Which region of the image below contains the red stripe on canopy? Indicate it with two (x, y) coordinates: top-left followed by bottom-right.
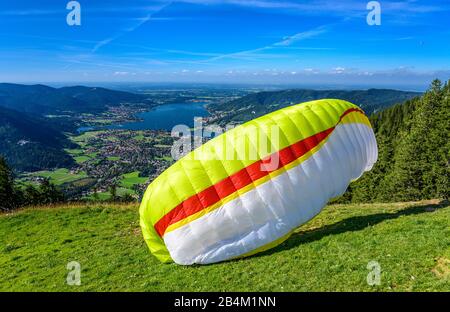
(154, 108), (363, 237)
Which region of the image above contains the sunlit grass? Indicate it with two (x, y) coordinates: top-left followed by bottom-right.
(1, 200), (448, 291)
(119, 171), (148, 189)
(28, 168), (88, 186)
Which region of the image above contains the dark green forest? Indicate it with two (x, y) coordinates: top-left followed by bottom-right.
(0, 106), (76, 172)
(0, 157), (64, 211)
(345, 80), (450, 203)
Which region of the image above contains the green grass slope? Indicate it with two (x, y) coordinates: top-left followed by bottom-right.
(0, 201), (448, 292)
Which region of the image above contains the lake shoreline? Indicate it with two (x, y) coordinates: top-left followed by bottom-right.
(77, 101), (210, 133)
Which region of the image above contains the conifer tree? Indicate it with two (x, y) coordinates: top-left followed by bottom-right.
(347, 79), (449, 203)
(0, 156), (16, 211)
(386, 81), (441, 201)
(432, 81), (450, 199)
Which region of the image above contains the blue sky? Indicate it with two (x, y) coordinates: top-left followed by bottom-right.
(1, 0), (449, 89)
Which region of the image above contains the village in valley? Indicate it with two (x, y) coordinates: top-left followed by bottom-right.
(19, 129), (175, 201)
(17, 87), (251, 201)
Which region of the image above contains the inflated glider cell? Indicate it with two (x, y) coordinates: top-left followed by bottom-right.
(140, 99), (378, 265)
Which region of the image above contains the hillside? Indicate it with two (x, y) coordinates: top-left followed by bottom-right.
(58, 86), (150, 111)
(347, 80), (450, 203)
(0, 83), (157, 172)
(208, 88), (421, 124)
(0, 201), (448, 291)
(0, 106), (75, 172)
(0, 83), (151, 115)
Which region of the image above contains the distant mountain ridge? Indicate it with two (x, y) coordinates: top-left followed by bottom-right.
(0, 83), (151, 115)
(208, 88), (421, 124)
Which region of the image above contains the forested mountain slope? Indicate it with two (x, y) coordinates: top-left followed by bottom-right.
(208, 88), (421, 124)
(57, 86), (150, 111)
(0, 83), (151, 115)
(346, 80), (450, 202)
(0, 106), (75, 172)
(0, 83), (156, 172)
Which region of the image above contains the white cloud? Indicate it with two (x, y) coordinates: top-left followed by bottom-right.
(203, 24), (329, 63)
(332, 67), (346, 74)
(274, 26), (328, 46)
(196, 0), (445, 13)
(92, 2), (172, 53)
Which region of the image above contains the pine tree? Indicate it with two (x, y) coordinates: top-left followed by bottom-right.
(348, 79), (449, 203)
(351, 133), (394, 202)
(0, 156), (16, 211)
(386, 82), (439, 201)
(419, 80), (443, 198)
(431, 80), (450, 199)
(110, 184), (117, 202)
(23, 184), (41, 206)
(38, 178), (64, 204)
(92, 186), (99, 201)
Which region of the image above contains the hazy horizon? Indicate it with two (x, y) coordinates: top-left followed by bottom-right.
(1, 0), (449, 89)
(0, 80), (430, 93)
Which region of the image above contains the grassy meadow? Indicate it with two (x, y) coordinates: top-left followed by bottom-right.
(0, 200), (448, 291)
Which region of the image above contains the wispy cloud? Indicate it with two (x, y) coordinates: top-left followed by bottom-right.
(180, 0), (449, 15)
(0, 4), (170, 16)
(91, 2), (173, 53)
(0, 9), (62, 16)
(92, 35), (122, 53)
(274, 26), (328, 46)
(2, 0), (446, 18)
(202, 24), (330, 63)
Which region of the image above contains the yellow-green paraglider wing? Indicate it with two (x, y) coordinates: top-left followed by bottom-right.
(139, 99), (377, 265)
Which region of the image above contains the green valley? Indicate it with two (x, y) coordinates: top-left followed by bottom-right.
(19, 129), (175, 201)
